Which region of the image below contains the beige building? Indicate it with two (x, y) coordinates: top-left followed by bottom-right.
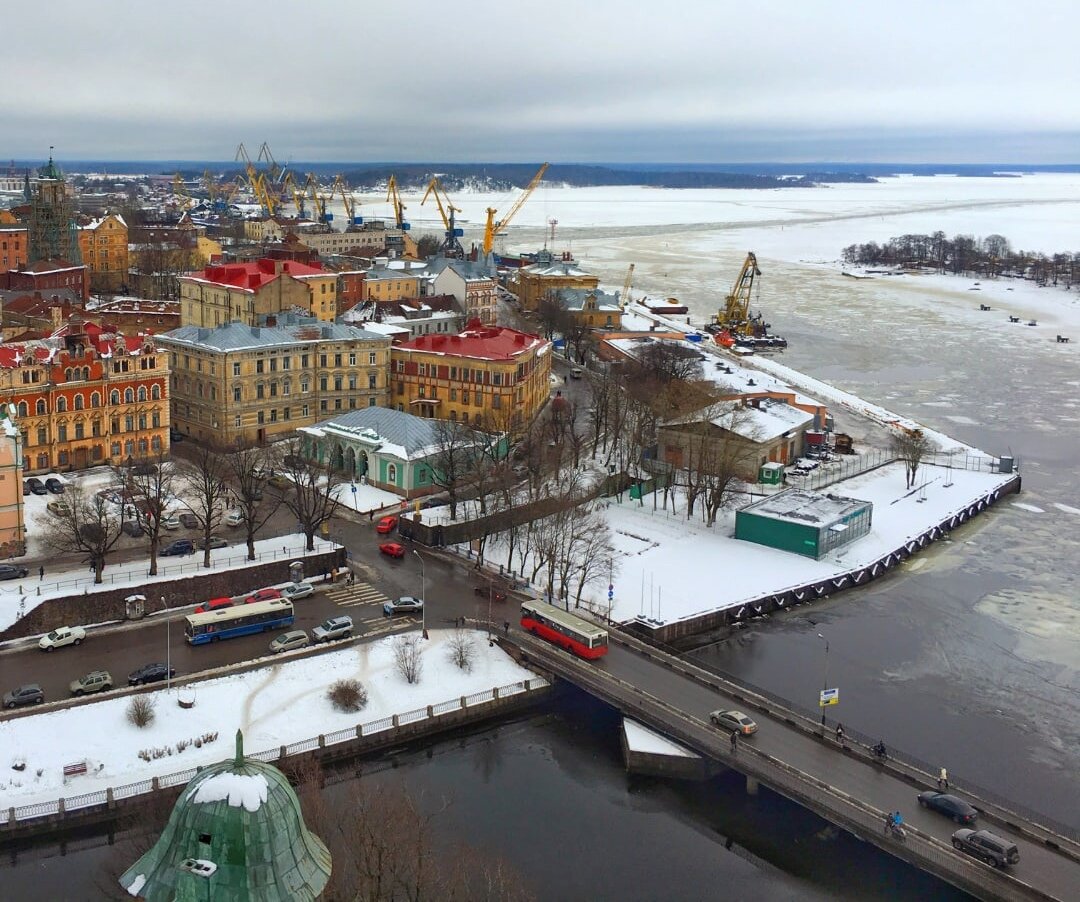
(160, 314), (392, 445)
(76, 213), (129, 292)
(512, 252), (599, 312)
(432, 260), (498, 324)
(0, 407), (25, 558)
(178, 259), (338, 328)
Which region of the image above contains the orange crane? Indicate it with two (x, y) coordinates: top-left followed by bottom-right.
(420, 177), (464, 258)
(481, 163), (549, 258)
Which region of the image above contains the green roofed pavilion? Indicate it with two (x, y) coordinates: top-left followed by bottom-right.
(119, 731), (331, 901)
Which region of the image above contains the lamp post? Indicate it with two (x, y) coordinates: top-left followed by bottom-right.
(413, 550), (427, 639)
(162, 596), (172, 690)
(817, 632), (829, 726)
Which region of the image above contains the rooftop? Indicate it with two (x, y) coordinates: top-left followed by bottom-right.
(185, 259), (326, 293)
(398, 321), (546, 361)
(160, 315), (385, 352)
(301, 406), (445, 459)
(741, 488), (871, 527)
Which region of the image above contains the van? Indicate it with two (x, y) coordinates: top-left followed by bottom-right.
(951, 829), (1020, 868)
(570, 367), (583, 379)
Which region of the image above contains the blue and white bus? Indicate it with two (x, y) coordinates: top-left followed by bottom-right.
(185, 598), (295, 645)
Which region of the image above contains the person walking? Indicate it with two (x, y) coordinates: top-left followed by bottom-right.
(938, 767), (948, 791)
(38, 565), (44, 580)
(503, 620), (510, 635)
(730, 730), (738, 753)
(835, 723), (845, 745)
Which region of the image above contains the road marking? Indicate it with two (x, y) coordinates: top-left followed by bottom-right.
(325, 581), (390, 608)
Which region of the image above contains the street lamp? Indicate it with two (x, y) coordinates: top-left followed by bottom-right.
(413, 550), (427, 640)
(817, 632), (829, 726)
(162, 596), (172, 690)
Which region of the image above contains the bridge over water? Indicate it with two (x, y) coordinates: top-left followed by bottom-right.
(514, 629), (1078, 902)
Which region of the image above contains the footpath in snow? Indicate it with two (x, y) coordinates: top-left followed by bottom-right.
(0, 629), (537, 810)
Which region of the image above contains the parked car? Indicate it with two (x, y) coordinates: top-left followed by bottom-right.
(169, 427), (184, 443)
(0, 564), (29, 580)
(917, 792), (978, 825)
(22, 480), (31, 496)
(129, 463), (158, 476)
(709, 710), (758, 735)
(474, 584), (508, 603)
(570, 367), (583, 379)
(127, 662), (176, 686)
(3, 684), (44, 708)
(179, 512), (199, 529)
(25, 477), (47, 495)
(70, 670), (113, 696)
(197, 535), (228, 550)
(38, 625), (86, 651)
(269, 630), (309, 654)
(379, 542), (406, 559)
(243, 587), (282, 604)
(224, 510), (245, 528)
(161, 514), (182, 531)
(267, 474), (291, 489)
(194, 597), (234, 614)
(375, 515), (398, 535)
(121, 520), (145, 538)
(281, 582), (314, 601)
(44, 477), (65, 494)
(383, 595), (424, 616)
(951, 829), (1020, 868)
(161, 539), (195, 556)
(312, 616), (353, 643)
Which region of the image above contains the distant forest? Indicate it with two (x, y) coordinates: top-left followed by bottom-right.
(843, 232), (1079, 285)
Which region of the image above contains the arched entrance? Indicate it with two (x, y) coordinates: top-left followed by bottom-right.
(358, 450), (369, 476)
(344, 447), (357, 477)
(332, 443), (345, 472)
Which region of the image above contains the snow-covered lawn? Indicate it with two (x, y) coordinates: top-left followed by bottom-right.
(0, 629), (538, 809)
(328, 479), (401, 515)
(0, 535), (341, 635)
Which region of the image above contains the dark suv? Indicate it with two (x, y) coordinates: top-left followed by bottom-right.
(4, 684), (44, 708)
(161, 538), (195, 556)
(951, 829), (1020, 868)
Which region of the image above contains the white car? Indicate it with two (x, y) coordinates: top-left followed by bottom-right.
(282, 581), (314, 601)
(224, 510), (245, 528)
(161, 514), (182, 530)
(39, 625), (87, 652)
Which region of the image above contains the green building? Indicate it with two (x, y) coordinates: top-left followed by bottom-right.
(119, 731), (331, 901)
(735, 488), (872, 559)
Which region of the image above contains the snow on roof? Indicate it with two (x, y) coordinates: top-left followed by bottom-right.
(190, 771), (269, 812)
(300, 406), (444, 459)
(399, 322), (546, 361)
(160, 317), (384, 352)
(733, 399), (815, 441)
(126, 874), (146, 897)
(742, 488), (871, 526)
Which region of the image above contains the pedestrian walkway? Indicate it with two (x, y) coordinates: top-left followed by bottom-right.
(325, 581), (390, 609)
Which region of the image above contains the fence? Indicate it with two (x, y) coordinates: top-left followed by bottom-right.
(795, 448), (896, 491)
(0, 677), (548, 829)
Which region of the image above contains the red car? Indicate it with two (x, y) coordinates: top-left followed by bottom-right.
(194, 597), (233, 614)
(375, 515), (398, 535)
(379, 542), (405, 559)
(243, 587), (282, 604)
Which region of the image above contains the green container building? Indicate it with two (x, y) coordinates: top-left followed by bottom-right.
(735, 488), (873, 559)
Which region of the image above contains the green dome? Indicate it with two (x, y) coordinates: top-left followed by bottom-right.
(119, 732), (331, 901)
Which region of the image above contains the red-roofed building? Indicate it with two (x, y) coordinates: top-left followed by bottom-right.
(389, 321), (551, 429)
(178, 258), (338, 327)
(1, 258), (89, 301)
(0, 317), (170, 473)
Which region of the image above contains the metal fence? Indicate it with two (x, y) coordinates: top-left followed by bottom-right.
(0, 678), (548, 829)
(794, 448), (896, 491)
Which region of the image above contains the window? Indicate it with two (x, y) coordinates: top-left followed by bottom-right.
(17, 401), (27, 417)
(91, 392), (101, 408)
(270, 383), (278, 397)
(270, 358), (278, 372)
(256, 360), (264, 374)
(152, 435), (162, 451)
(396, 382), (404, 395)
(235, 416), (242, 428)
(302, 404), (309, 417)
(368, 396), (376, 407)
(301, 354), (309, 368)
(320, 354), (327, 368)
(110, 390), (120, 406)
(320, 376), (328, 391)
(349, 353), (356, 366)
(493, 395), (502, 409)
(334, 399), (342, 410)
(269, 409), (278, 423)
(334, 376), (343, 391)
(334, 353), (342, 367)
(124, 388), (134, 403)
(36, 427), (47, 445)
(369, 352), (377, 365)
(57, 424), (67, 442)
(320, 400), (327, 412)
(233, 362), (241, 376)
(138, 413), (147, 430)
(36, 399), (46, 415)
(368, 373), (377, 389)
(301, 379), (310, 393)
(92, 420), (102, 437)
(348, 374), (357, 390)
(283, 379), (291, 396)
(111, 442), (121, 457)
(125, 415), (134, 432)
(418, 363), (427, 376)
(151, 384), (161, 400)
(282, 356), (291, 371)
(387, 463), (397, 483)
(450, 388), (457, 401)
(256, 384), (265, 399)
(56, 397), (67, 413)
(462, 391), (469, 405)
(283, 407), (291, 421)
(257, 411), (265, 424)
(233, 386), (242, 402)
(58, 450), (69, 466)
(152, 412), (160, 428)
(137, 386), (147, 402)
(112, 417), (120, 433)
(75, 422), (85, 440)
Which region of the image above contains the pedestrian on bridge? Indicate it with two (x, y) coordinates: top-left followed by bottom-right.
(938, 767), (948, 791)
(730, 730), (738, 753)
(836, 723), (845, 745)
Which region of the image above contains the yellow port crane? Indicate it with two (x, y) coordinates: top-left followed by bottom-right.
(333, 175), (361, 227)
(302, 174), (332, 226)
(171, 174), (194, 210)
(420, 177), (464, 258)
(282, 171), (306, 218)
(718, 252), (761, 336)
(481, 163), (549, 258)
(621, 263), (635, 309)
(386, 175), (410, 232)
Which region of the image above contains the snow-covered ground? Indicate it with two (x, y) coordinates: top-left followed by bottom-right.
(623, 719), (697, 758)
(0, 629), (537, 809)
(0, 534), (340, 635)
(328, 479), (402, 515)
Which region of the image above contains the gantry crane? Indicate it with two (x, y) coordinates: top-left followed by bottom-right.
(718, 252), (762, 336)
(621, 263), (635, 309)
(282, 171), (306, 218)
(481, 162), (549, 258)
(333, 175), (362, 227)
(420, 177), (464, 259)
(302, 174), (333, 226)
(386, 175), (410, 232)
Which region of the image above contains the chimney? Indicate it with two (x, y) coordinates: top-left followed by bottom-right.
(250, 326), (261, 337)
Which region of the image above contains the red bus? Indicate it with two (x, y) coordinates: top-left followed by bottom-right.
(520, 600), (609, 660)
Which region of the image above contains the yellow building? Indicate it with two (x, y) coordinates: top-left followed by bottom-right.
(77, 213), (129, 291)
(513, 252), (598, 312)
(361, 260), (422, 303)
(178, 259), (338, 328)
(160, 315), (392, 445)
(390, 322), (551, 431)
(0, 407), (25, 558)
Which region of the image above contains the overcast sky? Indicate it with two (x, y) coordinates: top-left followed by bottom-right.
(6, 0), (1079, 164)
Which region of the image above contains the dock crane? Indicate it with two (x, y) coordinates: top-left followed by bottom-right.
(282, 171), (306, 218)
(303, 174), (332, 226)
(333, 175), (362, 227)
(481, 162), (549, 259)
(718, 252), (761, 336)
(621, 263), (635, 309)
(420, 177), (464, 259)
(171, 174), (194, 210)
(386, 175), (410, 233)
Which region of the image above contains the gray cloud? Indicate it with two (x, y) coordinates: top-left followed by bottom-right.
(6, 0), (1079, 162)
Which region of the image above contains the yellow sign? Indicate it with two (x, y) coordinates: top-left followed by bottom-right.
(819, 688), (839, 707)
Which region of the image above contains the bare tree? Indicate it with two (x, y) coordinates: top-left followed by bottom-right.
(117, 451), (174, 576)
(892, 427), (934, 489)
(446, 630), (476, 672)
(430, 419), (476, 521)
(571, 507), (617, 609)
(224, 442), (281, 560)
(38, 484), (125, 583)
(177, 443), (230, 568)
(393, 634), (424, 684)
(276, 440), (344, 551)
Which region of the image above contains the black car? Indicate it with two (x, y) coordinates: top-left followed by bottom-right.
(121, 520), (145, 538)
(952, 829), (1020, 868)
(3, 684), (44, 708)
(127, 663), (176, 686)
(0, 564), (29, 580)
(178, 512), (199, 529)
(169, 428), (184, 443)
(917, 791), (978, 825)
(25, 477), (47, 495)
(44, 478), (65, 494)
(161, 539), (195, 556)
(130, 463), (158, 476)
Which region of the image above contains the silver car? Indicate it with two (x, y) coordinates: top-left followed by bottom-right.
(709, 709), (758, 735)
(269, 630), (309, 654)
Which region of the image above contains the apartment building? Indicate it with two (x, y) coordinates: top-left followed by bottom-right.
(76, 213), (129, 291)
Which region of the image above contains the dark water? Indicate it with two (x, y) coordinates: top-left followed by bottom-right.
(1, 693), (966, 901)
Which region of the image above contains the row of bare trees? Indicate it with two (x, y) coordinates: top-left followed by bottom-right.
(39, 438), (344, 584)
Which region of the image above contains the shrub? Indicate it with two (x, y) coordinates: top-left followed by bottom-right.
(126, 695), (157, 729)
(328, 679), (369, 713)
(447, 630), (475, 672)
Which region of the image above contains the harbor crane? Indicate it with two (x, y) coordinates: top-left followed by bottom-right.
(420, 176), (464, 259)
(171, 174), (194, 210)
(333, 175), (362, 227)
(621, 263), (635, 309)
(718, 252), (761, 336)
(481, 162), (549, 258)
(282, 171), (306, 218)
(386, 175), (411, 232)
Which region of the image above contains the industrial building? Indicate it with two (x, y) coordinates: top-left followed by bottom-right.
(735, 488), (873, 559)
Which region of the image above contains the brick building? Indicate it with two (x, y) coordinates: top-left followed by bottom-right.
(77, 213), (129, 292)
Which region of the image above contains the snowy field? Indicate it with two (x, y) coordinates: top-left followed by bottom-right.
(0, 629), (536, 809)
